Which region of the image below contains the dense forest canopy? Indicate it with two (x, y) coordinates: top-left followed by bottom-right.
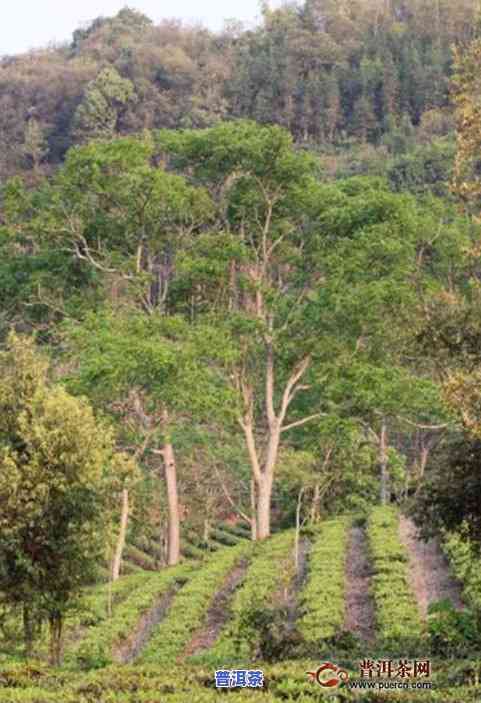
(2, 0), (481, 675)
(0, 0), (479, 182)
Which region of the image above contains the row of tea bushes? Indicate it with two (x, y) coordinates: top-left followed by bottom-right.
(1, 660), (480, 703)
(206, 530), (296, 664)
(442, 526), (481, 611)
(297, 517), (350, 646)
(139, 541), (253, 665)
(367, 507), (424, 653)
(66, 564), (194, 670)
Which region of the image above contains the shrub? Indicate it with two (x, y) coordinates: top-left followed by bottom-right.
(207, 531), (296, 663)
(297, 518), (349, 648)
(428, 599), (481, 657)
(140, 541), (252, 664)
(367, 507), (424, 654)
(442, 526), (481, 611)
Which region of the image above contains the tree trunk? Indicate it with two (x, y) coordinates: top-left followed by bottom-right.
(414, 442), (431, 497)
(163, 441), (181, 565)
(294, 487), (304, 573)
(256, 474), (273, 540)
(159, 521), (167, 568)
(203, 519), (210, 545)
(112, 487), (129, 581)
(250, 479), (257, 541)
(238, 352), (313, 542)
(379, 421), (389, 505)
(418, 444), (429, 480)
(23, 605), (34, 659)
(310, 483), (320, 523)
(48, 613), (63, 667)
(107, 572), (113, 618)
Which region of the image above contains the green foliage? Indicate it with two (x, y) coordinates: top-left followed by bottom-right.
(0, 333), (119, 659)
(367, 507), (424, 653)
(298, 518), (349, 646)
(428, 599), (481, 658)
(210, 528), (245, 547)
(388, 140), (455, 197)
(0, 660), (480, 702)
(206, 531), (295, 663)
(0, 0), (477, 181)
(22, 119), (49, 171)
(413, 436), (481, 542)
(1, 2), (481, 691)
(123, 544), (157, 571)
(67, 563), (194, 669)
(452, 38), (481, 218)
(72, 67), (135, 142)
(140, 542), (252, 664)
(442, 527), (481, 612)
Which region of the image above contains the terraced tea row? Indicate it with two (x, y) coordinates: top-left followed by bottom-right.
(65, 564), (194, 669)
(205, 530), (296, 664)
(0, 570), (157, 661)
(367, 507), (424, 653)
(1, 509), (472, 677)
(1, 662), (479, 703)
(140, 541), (253, 664)
(298, 517), (349, 644)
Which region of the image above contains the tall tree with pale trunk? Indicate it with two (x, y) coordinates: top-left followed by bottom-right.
(63, 310), (236, 567)
(157, 121), (326, 539)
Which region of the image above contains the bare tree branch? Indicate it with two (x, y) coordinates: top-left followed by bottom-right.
(397, 416), (450, 430)
(281, 413), (322, 433)
(213, 464), (252, 526)
(279, 355), (311, 424)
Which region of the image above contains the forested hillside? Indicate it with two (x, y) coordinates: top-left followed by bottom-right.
(0, 0), (478, 181)
(2, 2), (481, 700)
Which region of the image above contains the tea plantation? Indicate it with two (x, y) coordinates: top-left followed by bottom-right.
(1, 510), (480, 702)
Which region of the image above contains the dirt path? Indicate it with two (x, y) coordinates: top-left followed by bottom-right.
(399, 515), (464, 619)
(184, 559), (249, 657)
(114, 588), (178, 664)
(344, 526), (376, 644)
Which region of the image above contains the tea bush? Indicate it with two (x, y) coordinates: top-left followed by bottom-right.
(367, 507), (424, 654)
(66, 564), (194, 669)
(297, 517), (350, 648)
(428, 599), (481, 657)
(205, 531), (296, 663)
(442, 526), (481, 611)
(1, 661), (481, 703)
(139, 541), (252, 664)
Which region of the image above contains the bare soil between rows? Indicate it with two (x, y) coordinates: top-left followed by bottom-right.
(184, 559), (249, 657)
(114, 587), (179, 664)
(344, 526), (376, 645)
(399, 515), (464, 619)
